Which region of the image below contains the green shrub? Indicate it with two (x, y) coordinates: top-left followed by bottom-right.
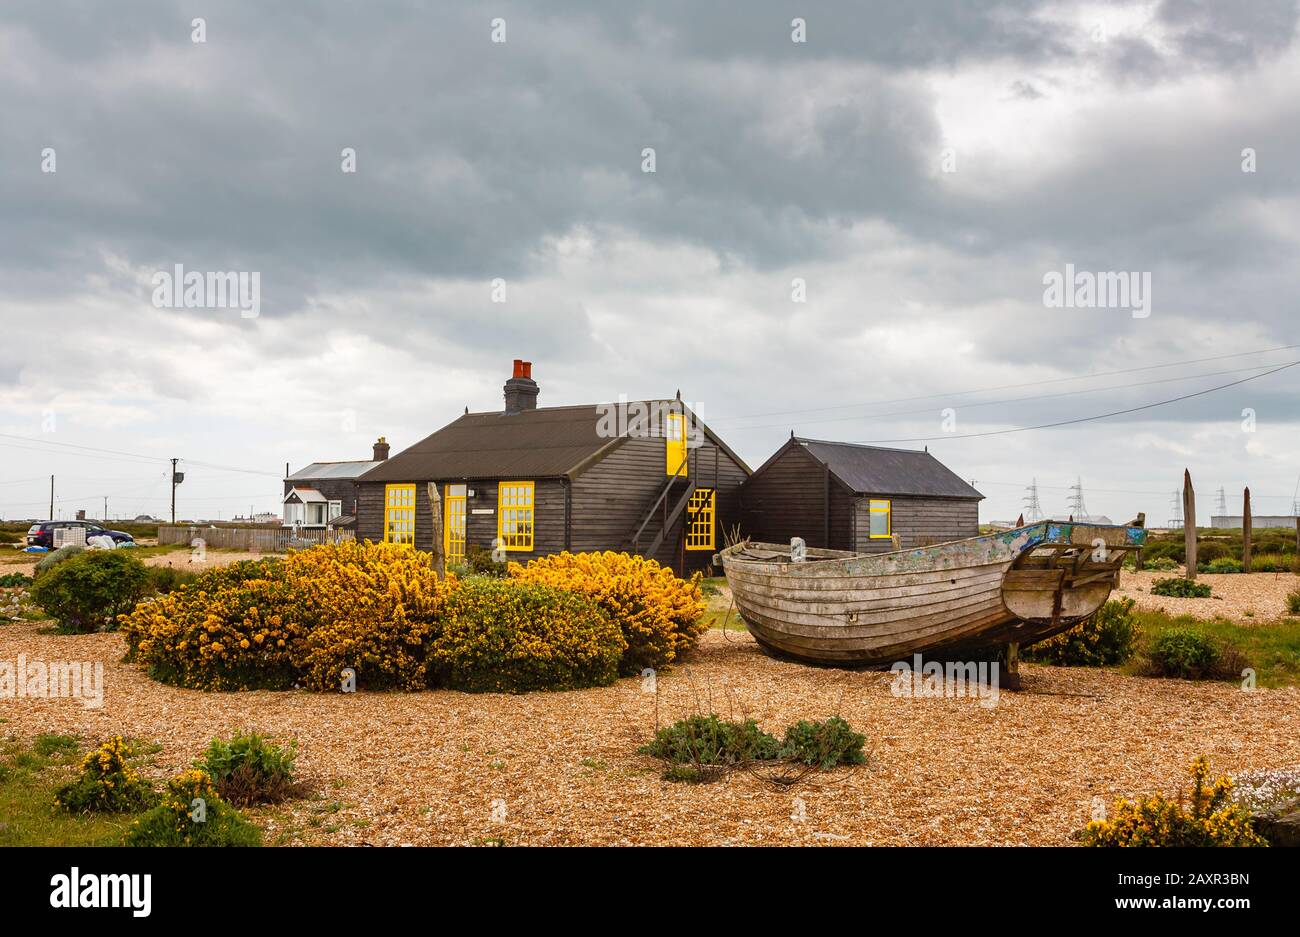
(125, 770), (260, 847)
(35, 544), (84, 576)
(146, 564), (201, 595)
(0, 572), (31, 588)
(778, 716), (868, 769)
(1150, 577), (1212, 599)
(1144, 557), (1180, 572)
(638, 715), (781, 766)
(1203, 557), (1243, 574)
(55, 737), (156, 814)
(1196, 542), (1230, 564)
(467, 544), (507, 577)
(198, 731), (301, 806)
(1025, 598), (1139, 666)
(31, 551), (151, 633)
(1142, 541), (1185, 564)
(1250, 553), (1294, 573)
(430, 579), (624, 693)
(1142, 628), (1248, 681)
(1288, 590), (1300, 616)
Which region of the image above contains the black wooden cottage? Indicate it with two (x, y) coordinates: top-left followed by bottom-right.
(740, 437), (983, 553)
(355, 362), (750, 573)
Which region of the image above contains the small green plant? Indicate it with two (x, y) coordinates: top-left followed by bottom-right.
(1150, 577), (1212, 599)
(55, 737), (156, 814)
(638, 715), (781, 767)
(1144, 557), (1180, 572)
(1203, 557), (1243, 574)
(1287, 590), (1300, 616)
(1025, 598), (1139, 666)
(125, 769), (261, 846)
(0, 573), (32, 588)
(778, 716), (868, 769)
(31, 550), (151, 633)
(1250, 553), (1296, 573)
(199, 731), (302, 806)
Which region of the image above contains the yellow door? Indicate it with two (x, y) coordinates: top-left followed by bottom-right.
(666, 412), (688, 477)
(444, 484), (467, 563)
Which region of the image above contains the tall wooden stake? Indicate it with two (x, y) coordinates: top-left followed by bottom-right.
(1242, 487), (1252, 574)
(1183, 469), (1197, 580)
(426, 482), (445, 578)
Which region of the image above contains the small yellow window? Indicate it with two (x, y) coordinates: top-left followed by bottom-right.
(868, 499), (892, 539)
(497, 481), (534, 551)
(384, 484), (416, 544)
(686, 487), (715, 551)
(444, 484), (467, 563)
(665, 412), (688, 477)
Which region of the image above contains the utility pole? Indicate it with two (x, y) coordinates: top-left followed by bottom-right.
(170, 458), (180, 524)
(103, 496), (108, 522)
(48, 475), (54, 519)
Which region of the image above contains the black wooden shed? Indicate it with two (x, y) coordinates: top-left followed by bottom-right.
(739, 436), (983, 553)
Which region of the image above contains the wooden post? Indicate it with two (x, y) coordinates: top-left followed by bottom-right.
(1242, 487), (1252, 574)
(1295, 516), (1299, 557)
(426, 482), (445, 578)
(1005, 641), (1021, 692)
(1183, 469), (1197, 580)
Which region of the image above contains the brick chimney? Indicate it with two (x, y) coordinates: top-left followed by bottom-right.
(373, 436), (390, 461)
(503, 359), (538, 414)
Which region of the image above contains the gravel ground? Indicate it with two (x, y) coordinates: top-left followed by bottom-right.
(4, 620), (1298, 846)
(1116, 569), (1300, 621)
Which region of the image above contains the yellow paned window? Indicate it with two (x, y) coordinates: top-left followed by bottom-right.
(497, 481), (534, 551)
(685, 487), (715, 551)
(868, 499), (892, 539)
(384, 484), (416, 544)
(666, 412), (688, 477)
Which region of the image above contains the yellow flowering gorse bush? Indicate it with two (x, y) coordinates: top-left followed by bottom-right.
(509, 551), (706, 674)
(55, 736), (156, 813)
(121, 543), (455, 691)
(124, 768), (261, 847)
(1080, 756), (1267, 847)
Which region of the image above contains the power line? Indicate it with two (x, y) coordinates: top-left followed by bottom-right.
(712, 342), (1300, 423)
(849, 359), (1300, 444)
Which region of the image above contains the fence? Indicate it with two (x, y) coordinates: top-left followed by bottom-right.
(157, 525), (355, 553)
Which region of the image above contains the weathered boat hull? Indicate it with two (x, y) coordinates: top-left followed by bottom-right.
(718, 522), (1146, 667)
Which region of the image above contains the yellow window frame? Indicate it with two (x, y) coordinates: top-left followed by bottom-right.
(665, 412), (688, 478)
(868, 498), (892, 539)
(685, 487), (715, 551)
(444, 484), (467, 563)
(497, 481), (534, 551)
(384, 483), (416, 544)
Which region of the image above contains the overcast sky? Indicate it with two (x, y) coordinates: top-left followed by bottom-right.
(3, 1), (1298, 526)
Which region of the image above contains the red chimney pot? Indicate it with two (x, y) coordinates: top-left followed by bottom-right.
(512, 359), (524, 378)
(522, 361), (532, 379)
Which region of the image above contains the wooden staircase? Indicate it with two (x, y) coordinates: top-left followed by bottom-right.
(625, 450), (696, 558)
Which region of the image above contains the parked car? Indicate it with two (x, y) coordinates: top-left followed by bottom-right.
(25, 521), (135, 549)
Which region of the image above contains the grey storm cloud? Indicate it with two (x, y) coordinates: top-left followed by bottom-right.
(3, 0), (1297, 320)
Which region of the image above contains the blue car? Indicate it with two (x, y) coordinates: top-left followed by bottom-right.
(26, 521), (135, 550)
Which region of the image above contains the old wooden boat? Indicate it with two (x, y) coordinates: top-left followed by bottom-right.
(717, 520), (1146, 671)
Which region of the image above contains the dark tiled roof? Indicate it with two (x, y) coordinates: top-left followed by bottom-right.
(359, 405), (621, 483)
(796, 438), (983, 500)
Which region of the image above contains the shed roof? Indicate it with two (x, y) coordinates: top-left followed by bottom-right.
(287, 460), (383, 481)
(360, 402), (748, 483)
(794, 438), (983, 500)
